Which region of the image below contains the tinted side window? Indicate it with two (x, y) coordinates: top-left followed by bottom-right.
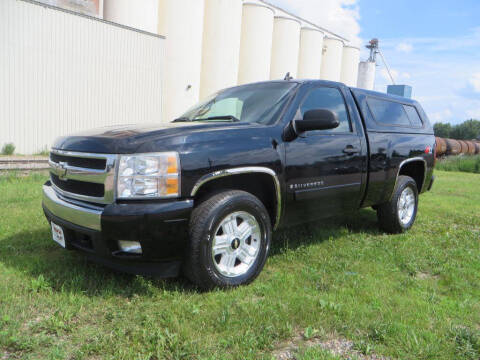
(367, 98), (411, 127)
(403, 105), (423, 128)
(300, 87), (352, 133)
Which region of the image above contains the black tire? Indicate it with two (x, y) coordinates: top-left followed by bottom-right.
(377, 175), (419, 234)
(184, 190), (272, 290)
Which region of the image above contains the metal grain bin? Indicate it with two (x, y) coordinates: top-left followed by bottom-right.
(445, 139), (461, 155)
(270, 16), (301, 80)
(340, 46), (360, 87)
(200, 0), (243, 99)
(435, 137), (447, 156)
(358, 61), (376, 91)
(158, 0), (205, 121)
(238, 3), (274, 85)
(298, 27), (324, 79)
(320, 37), (344, 82)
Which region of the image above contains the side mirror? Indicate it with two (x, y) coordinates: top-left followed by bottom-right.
(295, 109), (340, 133)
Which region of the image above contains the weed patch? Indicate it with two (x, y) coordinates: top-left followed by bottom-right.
(436, 155), (480, 173)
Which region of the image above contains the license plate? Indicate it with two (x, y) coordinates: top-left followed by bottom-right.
(51, 222), (66, 248)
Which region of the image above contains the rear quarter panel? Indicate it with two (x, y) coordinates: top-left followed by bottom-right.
(351, 88), (435, 207)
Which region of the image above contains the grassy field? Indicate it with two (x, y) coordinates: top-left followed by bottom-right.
(436, 155), (480, 174)
(1, 170), (479, 360)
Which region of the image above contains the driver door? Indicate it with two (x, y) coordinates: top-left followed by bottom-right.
(284, 85), (364, 225)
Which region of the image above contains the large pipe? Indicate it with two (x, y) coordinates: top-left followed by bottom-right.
(270, 16), (301, 80)
(458, 140), (469, 154)
(238, 3), (274, 85)
(320, 37), (344, 82)
(340, 45), (360, 86)
(435, 137), (447, 156)
(297, 27), (324, 79)
(445, 139), (461, 155)
(158, 0), (205, 121)
(465, 141), (476, 155)
(199, 0), (243, 99)
(474, 142), (480, 155)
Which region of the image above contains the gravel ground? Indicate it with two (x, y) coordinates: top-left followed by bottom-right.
(274, 333), (389, 360)
(0, 156), (49, 171)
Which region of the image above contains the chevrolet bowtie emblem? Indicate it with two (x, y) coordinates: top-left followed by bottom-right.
(57, 162), (68, 180)
(232, 238), (240, 250)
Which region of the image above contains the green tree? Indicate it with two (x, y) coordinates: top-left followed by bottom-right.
(450, 119), (480, 140)
(434, 119), (480, 140)
(434, 123), (452, 138)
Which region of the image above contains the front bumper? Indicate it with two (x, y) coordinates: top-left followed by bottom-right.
(42, 181), (194, 277)
(43, 183), (102, 230)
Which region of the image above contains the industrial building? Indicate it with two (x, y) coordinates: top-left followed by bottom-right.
(1, 0), (363, 154)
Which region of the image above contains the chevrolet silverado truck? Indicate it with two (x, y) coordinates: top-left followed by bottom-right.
(43, 80), (435, 289)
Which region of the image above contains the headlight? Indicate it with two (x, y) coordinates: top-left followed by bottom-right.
(117, 152), (180, 199)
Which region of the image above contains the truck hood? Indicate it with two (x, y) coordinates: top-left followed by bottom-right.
(52, 122), (261, 154)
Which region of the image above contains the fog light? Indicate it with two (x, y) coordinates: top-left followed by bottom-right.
(117, 240), (142, 254)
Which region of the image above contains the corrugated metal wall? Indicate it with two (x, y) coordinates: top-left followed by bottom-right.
(0, 0), (165, 154)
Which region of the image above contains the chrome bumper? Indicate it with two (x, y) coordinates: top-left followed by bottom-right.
(42, 184), (102, 231)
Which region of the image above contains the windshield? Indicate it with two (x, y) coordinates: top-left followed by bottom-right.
(176, 82), (298, 125)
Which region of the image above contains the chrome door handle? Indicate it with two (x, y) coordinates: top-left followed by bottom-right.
(343, 146), (360, 155)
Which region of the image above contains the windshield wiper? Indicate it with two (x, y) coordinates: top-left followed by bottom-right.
(172, 117), (191, 123)
(192, 115), (240, 123)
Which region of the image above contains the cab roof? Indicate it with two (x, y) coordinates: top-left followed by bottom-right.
(230, 79), (420, 106)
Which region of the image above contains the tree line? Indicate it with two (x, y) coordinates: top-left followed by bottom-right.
(434, 119), (480, 140)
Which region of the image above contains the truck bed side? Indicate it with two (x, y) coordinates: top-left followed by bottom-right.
(350, 88), (436, 208)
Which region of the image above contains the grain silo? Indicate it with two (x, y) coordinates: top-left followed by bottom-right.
(320, 37), (344, 82)
(270, 16), (301, 80)
(357, 62), (375, 90)
(340, 45), (360, 86)
(103, 0), (159, 33)
(200, 0), (243, 99)
(357, 39), (379, 90)
(238, 2), (275, 85)
(158, 0), (205, 121)
(297, 27), (324, 79)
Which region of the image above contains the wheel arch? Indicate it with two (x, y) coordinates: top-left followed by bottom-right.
(395, 157), (427, 194)
(190, 167), (282, 230)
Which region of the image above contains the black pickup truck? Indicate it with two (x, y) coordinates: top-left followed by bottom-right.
(43, 80), (435, 289)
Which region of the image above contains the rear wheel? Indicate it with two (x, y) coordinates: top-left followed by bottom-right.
(184, 190), (271, 289)
(377, 176), (419, 234)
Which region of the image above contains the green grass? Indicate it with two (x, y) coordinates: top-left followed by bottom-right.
(1, 171), (480, 359)
(436, 155), (480, 174)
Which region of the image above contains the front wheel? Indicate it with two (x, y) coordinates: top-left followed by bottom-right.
(377, 175), (419, 234)
(184, 190), (272, 289)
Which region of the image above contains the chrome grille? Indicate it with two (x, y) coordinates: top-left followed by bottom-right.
(49, 149), (117, 205)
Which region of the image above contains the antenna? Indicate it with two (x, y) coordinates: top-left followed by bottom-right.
(284, 72), (293, 81)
